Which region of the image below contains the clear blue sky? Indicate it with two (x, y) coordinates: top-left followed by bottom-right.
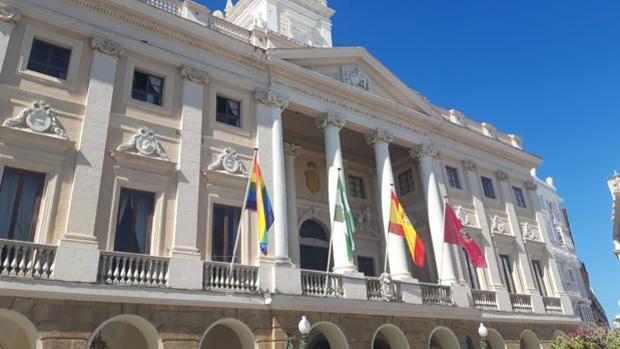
(205, 0), (620, 320)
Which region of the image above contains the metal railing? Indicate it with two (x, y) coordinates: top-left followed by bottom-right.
(203, 261), (259, 293)
(0, 239), (55, 279)
(301, 270), (344, 297)
(420, 283), (452, 306)
(471, 289), (499, 310)
(510, 293), (533, 313)
(543, 296), (563, 314)
(98, 251), (169, 287)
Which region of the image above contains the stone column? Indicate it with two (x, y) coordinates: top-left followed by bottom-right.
(167, 66), (209, 290)
(54, 37), (123, 283)
(317, 112), (357, 274)
(0, 5), (18, 73)
(284, 142), (301, 265)
(412, 144), (458, 285)
(366, 129), (411, 280)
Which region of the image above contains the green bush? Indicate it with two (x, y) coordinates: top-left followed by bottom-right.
(551, 327), (620, 349)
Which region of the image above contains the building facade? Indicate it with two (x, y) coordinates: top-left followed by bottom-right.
(0, 0), (592, 348)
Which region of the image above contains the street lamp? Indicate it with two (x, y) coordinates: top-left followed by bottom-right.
(287, 315), (311, 349)
(478, 323), (489, 349)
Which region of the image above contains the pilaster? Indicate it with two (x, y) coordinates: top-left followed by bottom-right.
(0, 4), (19, 73)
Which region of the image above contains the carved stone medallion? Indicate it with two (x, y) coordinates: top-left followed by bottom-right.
(207, 147), (248, 176)
(2, 101), (68, 139)
(343, 66), (370, 91)
(305, 162), (321, 194)
(116, 127), (168, 160)
(491, 215), (506, 235)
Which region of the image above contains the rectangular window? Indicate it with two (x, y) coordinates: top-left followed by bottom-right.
(216, 96), (241, 128)
(481, 176), (496, 199)
(0, 168), (46, 241)
(398, 169), (415, 195)
(131, 70), (164, 106)
(446, 166), (462, 189)
(531, 260), (548, 296)
(462, 249), (480, 289)
(211, 204), (241, 263)
(27, 39), (71, 80)
(512, 186), (527, 208)
(499, 254), (516, 293)
(348, 175), (366, 199)
(114, 189), (155, 254)
(357, 256), (376, 277)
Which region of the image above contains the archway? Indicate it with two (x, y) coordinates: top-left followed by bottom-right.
(0, 309), (38, 349)
(86, 315), (159, 349)
(307, 322), (349, 349)
(372, 324), (410, 349)
(199, 318), (255, 349)
(519, 330), (540, 349)
(552, 330), (566, 340)
(487, 329), (506, 349)
(300, 219), (331, 271)
(428, 327), (460, 349)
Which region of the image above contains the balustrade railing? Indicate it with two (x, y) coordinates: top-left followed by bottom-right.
(301, 270), (344, 297)
(472, 290), (498, 310)
(141, 0), (182, 15)
(203, 261), (259, 293)
(0, 239), (55, 279)
(420, 283), (452, 306)
(98, 251), (169, 288)
(543, 296), (563, 314)
(510, 293), (533, 313)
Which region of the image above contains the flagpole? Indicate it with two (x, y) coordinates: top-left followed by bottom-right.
(439, 195), (448, 285)
(324, 168), (341, 296)
(383, 184), (396, 276)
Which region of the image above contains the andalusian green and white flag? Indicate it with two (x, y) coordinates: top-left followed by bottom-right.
(334, 176), (356, 262)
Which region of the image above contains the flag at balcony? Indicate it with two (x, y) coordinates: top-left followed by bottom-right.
(387, 190), (426, 266)
(245, 153), (274, 255)
(443, 202), (487, 268)
(334, 175), (356, 262)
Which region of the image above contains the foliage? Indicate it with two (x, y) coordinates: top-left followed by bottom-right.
(551, 327), (620, 349)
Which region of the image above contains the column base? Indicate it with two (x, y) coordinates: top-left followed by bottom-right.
(168, 257), (203, 291)
(399, 278), (423, 304)
(258, 257), (302, 295)
(342, 272), (367, 300)
(53, 234), (100, 283)
(560, 295), (576, 316)
(531, 293), (546, 314)
(450, 283), (472, 308)
(495, 289), (513, 312)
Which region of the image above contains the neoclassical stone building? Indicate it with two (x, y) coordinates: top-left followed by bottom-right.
(0, 0), (594, 348)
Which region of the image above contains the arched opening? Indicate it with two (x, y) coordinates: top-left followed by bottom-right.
(199, 318), (255, 349)
(86, 315), (159, 349)
(372, 324), (410, 349)
(519, 330), (540, 349)
(300, 219), (331, 271)
(0, 309), (38, 349)
(429, 327), (460, 349)
(552, 330), (566, 340)
(487, 329), (506, 349)
(307, 322), (349, 349)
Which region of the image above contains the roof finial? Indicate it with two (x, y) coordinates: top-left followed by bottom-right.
(225, 0), (234, 17)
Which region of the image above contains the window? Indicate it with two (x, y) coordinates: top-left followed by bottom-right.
(463, 249), (480, 289)
(481, 176), (496, 199)
(499, 254), (516, 293)
(216, 96), (242, 127)
(531, 260), (548, 296)
(446, 166), (462, 189)
(357, 256), (376, 277)
(512, 186), (527, 208)
(568, 268), (576, 283)
(348, 175), (366, 199)
(114, 189), (155, 254)
(211, 204), (241, 262)
(300, 220), (330, 271)
(26, 39), (71, 80)
(131, 70), (164, 106)
(398, 169), (415, 195)
(0, 168), (46, 241)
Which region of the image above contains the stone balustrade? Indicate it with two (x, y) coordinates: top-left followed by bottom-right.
(510, 293), (533, 313)
(98, 251), (169, 288)
(203, 261), (260, 294)
(542, 296), (563, 314)
(471, 289), (499, 310)
(0, 239), (55, 279)
(420, 283), (452, 306)
(366, 277), (402, 302)
(301, 269), (344, 297)
(141, 0), (182, 15)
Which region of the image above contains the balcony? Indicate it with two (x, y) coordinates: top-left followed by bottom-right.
(420, 283), (453, 306)
(300, 270), (344, 298)
(203, 261), (260, 294)
(472, 290), (499, 311)
(543, 296), (563, 314)
(0, 239), (55, 279)
(366, 276), (402, 302)
(97, 251), (169, 288)
(510, 293), (533, 313)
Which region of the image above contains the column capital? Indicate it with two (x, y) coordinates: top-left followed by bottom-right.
(180, 65), (209, 84)
(409, 143), (439, 159)
(90, 37), (124, 57)
(283, 142), (301, 158)
(365, 129), (394, 147)
(0, 4), (20, 24)
(524, 180), (538, 191)
(462, 159), (477, 171)
(255, 90), (289, 110)
(495, 170), (509, 182)
(315, 111), (345, 131)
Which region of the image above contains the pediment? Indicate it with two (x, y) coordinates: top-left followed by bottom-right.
(270, 47), (437, 116)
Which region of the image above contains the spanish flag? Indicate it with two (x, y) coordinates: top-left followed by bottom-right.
(245, 153), (274, 255)
(387, 190), (426, 266)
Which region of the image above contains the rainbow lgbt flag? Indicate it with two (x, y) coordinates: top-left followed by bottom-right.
(245, 153), (274, 255)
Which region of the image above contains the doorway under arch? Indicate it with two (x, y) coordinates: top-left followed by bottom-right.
(519, 330), (541, 349)
(86, 314), (159, 349)
(429, 327), (460, 349)
(199, 318), (255, 349)
(0, 309), (38, 349)
(299, 219), (331, 271)
(372, 324), (410, 349)
(487, 329), (506, 349)
(307, 322), (349, 349)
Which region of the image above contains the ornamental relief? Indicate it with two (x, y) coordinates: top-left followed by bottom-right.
(342, 65), (370, 92)
(490, 214), (510, 235)
(116, 127), (168, 160)
(2, 101), (68, 139)
(353, 207), (380, 238)
(207, 147), (248, 177)
(304, 162), (321, 194)
(521, 222), (541, 242)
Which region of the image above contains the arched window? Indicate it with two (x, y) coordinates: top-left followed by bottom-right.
(300, 220), (330, 271)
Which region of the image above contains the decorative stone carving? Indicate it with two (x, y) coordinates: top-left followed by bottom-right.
(180, 65), (209, 84)
(495, 170), (508, 182)
(254, 90), (289, 110)
(343, 66), (370, 91)
(491, 215), (507, 235)
(379, 273), (396, 302)
(315, 111), (345, 131)
(521, 222), (539, 241)
(481, 123), (497, 139)
(524, 180), (538, 192)
(365, 129), (394, 146)
(455, 205), (471, 226)
(207, 147), (248, 176)
(0, 4), (20, 23)
(449, 109), (465, 126)
(354, 207), (379, 237)
(462, 159), (477, 171)
(409, 143), (440, 159)
(304, 162), (321, 194)
(90, 37), (124, 57)
(116, 127), (168, 160)
(509, 134), (523, 149)
(283, 142), (301, 158)
(2, 101), (68, 139)
(609, 172), (620, 194)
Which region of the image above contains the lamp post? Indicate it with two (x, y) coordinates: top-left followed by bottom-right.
(478, 323), (489, 349)
(287, 315), (311, 349)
